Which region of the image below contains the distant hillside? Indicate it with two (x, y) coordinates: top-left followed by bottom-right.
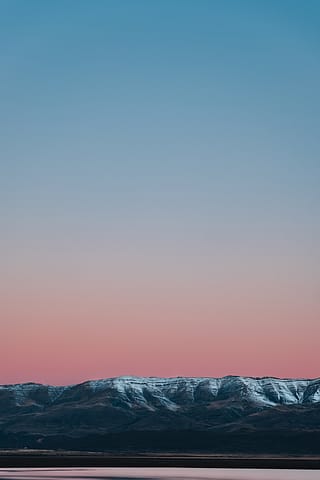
(1, 376), (320, 453)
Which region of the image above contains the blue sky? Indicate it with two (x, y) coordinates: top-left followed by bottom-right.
(1, 1), (320, 382)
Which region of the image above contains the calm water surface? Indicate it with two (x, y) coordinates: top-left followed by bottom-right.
(0, 468), (318, 480)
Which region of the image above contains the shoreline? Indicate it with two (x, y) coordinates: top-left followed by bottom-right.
(0, 452), (320, 469)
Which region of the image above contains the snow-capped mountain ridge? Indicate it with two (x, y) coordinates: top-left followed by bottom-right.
(1, 375), (320, 408)
(1, 376), (320, 453)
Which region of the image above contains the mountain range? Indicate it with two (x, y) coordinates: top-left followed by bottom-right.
(1, 376), (320, 454)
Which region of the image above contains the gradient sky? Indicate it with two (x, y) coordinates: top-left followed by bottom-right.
(1, 0), (320, 385)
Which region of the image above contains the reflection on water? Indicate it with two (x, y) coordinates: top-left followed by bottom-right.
(0, 468), (319, 480)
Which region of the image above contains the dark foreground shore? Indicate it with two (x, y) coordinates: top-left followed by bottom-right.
(0, 451), (320, 469)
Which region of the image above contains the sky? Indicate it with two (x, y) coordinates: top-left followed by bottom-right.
(1, 0), (320, 385)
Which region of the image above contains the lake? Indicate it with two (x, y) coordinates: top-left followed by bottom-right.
(0, 468), (319, 480)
